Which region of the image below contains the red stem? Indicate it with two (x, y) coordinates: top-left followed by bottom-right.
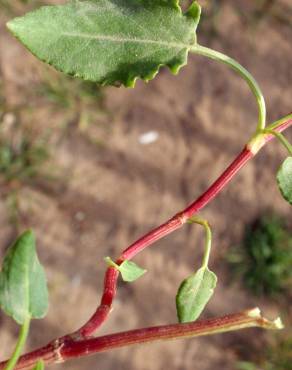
(0, 117), (291, 370)
(61, 311), (270, 361)
(0, 310), (277, 370)
(77, 267), (119, 338)
(77, 117), (291, 338)
(77, 146), (252, 338)
(121, 145), (252, 260)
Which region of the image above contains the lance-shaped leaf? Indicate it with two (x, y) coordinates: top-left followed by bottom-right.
(176, 266), (217, 323)
(277, 157), (292, 205)
(7, 0), (201, 87)
(0, 230), (49, 325)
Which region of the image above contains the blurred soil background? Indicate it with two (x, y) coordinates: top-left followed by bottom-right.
(0, 0), (292, 369)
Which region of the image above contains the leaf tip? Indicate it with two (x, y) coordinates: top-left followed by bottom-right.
(6, 19), (14, 32)
(185, 1), (201, 27)
(6, 17), (20, 38)
(21, 229), (36, 245)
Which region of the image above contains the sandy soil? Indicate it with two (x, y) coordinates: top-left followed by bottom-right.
(0, 1), (291, 369)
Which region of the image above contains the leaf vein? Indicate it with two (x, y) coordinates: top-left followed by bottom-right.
(62, 32), (189, 49)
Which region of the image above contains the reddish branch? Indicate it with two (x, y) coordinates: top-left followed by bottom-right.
(77, 116), (291, 339)
(0, 116), (291, 370)
(0, 309), (282, 370)
(75, 147), (253, 338)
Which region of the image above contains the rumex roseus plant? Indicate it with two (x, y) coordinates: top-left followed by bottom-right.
(0, 1), (291, 369)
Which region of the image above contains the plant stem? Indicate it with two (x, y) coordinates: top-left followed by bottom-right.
(4, 317), (31, 370)
(191, 44), (266, 131)
(61, 310), (281, 361)
(121, 150), (254, 260)
(266, 113), (292, 131)
(188, 217), (212, 268)
(263, 129), (292, 155)
(0, 309), (283, 370)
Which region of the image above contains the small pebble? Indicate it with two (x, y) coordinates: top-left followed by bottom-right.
(138, 131), (159, 145)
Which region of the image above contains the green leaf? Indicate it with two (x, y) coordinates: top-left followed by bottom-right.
(176, 266), (217, 323)
(32, 360), (45, 370)
(105, 257), (146, 282)
(277, 157), (292, 205)
(0, 230), (49, 325)
(118, 260), (147, 282)
(7, 0), (201, 87)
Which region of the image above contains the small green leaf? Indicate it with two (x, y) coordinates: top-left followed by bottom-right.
(277, 157), (292, 205)
(105, 257), (146, 282)
(176, 266), (217, 323)
(7, 0), (201, 87)
(0, 230), (49, 325)
(118, 260), (147, 282)
(32, 360), (45, 370)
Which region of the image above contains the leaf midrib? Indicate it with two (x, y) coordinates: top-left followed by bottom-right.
(62, 31), (192, 49)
